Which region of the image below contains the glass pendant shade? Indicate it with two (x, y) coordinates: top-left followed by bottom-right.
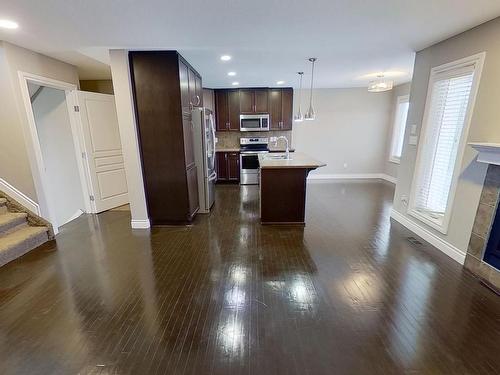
(294, 72), (304, 122)
(305, 58), (317, 121)
(368, 75), (394, 92)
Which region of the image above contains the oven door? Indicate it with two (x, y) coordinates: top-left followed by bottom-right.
(240, 115), (266, 131)
(240, 153), (260, 173)
(240, 153), (262, 185)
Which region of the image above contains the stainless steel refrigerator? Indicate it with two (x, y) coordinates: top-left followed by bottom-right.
(192, 108), (216, 213)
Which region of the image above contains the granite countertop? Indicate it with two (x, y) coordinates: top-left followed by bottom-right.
(215, 147), (240, 152)
(216, 148), (296, 153)
(258, 152), (326, 169)
(268, 148), (295, 153)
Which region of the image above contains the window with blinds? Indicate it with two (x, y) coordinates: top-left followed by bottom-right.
(409, 53), (484, 233)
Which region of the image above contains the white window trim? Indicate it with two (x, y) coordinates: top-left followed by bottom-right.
(408, 52), (486, 234)
(389, 94), (410, 164)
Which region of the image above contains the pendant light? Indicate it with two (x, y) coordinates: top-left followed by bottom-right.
(368, 74), (393, 92)
(305, 58), (317, 121)
(294, 72), (304, 122)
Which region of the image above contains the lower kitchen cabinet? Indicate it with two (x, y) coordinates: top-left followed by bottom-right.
(216, 152), (240, 183)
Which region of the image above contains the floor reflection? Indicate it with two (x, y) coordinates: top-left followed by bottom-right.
(0, 182), (499, 375)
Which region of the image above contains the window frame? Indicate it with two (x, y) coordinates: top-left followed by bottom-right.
(389, 94), (410, 164)
(408, 52), (485, 234)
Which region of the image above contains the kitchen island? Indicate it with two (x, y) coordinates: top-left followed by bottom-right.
(258, 152), (326, 225)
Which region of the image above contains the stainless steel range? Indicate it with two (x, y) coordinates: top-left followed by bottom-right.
(239, 137), (269, 185)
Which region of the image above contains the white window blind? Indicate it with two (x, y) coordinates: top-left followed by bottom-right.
(413, 67), (474, 221)
(390, 96), (410, 162)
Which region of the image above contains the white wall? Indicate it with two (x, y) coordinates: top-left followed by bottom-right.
(292, 88), (393, 178)
(393, 17), (500, 259)
(30, 84), (85, 226)
(0, 41), (79, 203)
(109, 49), (150, 228)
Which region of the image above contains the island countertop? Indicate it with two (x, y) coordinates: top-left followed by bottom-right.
(258, 152), (326, 169)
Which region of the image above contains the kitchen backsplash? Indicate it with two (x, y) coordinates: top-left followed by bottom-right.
(215, 131), (293, 150)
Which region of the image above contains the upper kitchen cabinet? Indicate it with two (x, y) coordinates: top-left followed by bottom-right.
(240, 89), (268, 114)
(269, 88), (293, 130)
(129, 51), (200, 225)
(186, 62), (203, 109)
(215, 89), (240, 131)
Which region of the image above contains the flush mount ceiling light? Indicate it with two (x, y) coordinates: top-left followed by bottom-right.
(294, 72), (304, 122)
(368, 75), (394, 92)
(0, 19), (19, 29)
(231, 81), (239, 86)
(359, 71), (406, 80)
(304, 58), (317, 121)
(227, 71), (236, 76)
(220, 55), (232, 61)
(276, 80), (285, 85)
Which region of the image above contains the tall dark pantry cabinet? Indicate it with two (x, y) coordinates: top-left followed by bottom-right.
(129, 51), (202, 225)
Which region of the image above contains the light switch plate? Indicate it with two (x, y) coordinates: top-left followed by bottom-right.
(409, 135), (418, 145)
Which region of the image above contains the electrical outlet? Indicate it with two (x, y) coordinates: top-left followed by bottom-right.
(401, 195), (409, 206)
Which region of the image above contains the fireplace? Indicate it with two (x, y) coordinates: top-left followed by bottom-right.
(465, 146), (500, 289)
(484, 203), (500, 269)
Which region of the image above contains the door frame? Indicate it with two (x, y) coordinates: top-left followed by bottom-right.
(17, 71), (92, 234)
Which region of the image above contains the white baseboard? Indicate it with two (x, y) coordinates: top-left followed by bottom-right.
(307, 173), (396, 184)
(0, 178), (41, 215)
(390, 208), (466, 265)
(61, 209), (84, 226)
(131, 219), (151, 229)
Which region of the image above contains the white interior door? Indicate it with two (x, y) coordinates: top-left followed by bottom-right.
(76, 91), (129, 213)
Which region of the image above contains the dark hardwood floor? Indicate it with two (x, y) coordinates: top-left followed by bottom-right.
(0, 182), (499, 374)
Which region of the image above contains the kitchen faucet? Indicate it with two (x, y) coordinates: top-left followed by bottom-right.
(271, 136), (290, 159)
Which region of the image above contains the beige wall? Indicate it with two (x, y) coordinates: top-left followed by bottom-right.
(0, 41), (79, 202)
(109, 49), (150, 228)
(384, 82), (411, 180)
(80, 79), (114, 95)
(393, 17), (500, 256)
(292, 88), (393, 177)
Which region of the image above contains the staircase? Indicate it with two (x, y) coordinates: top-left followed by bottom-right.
(0, 197), (50, 267)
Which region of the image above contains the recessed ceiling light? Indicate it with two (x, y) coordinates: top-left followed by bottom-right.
(220, 55), (232, 61)
(276, 81), (285, 85)
(0, 19), (19, 29)
(231, 81), (239, 86)
(227, 71), (236, 76)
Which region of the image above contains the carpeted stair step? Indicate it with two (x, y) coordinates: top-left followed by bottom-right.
(0, 198), (7, 214)
(0, 212), (28, 234)
(0, 225), (49, 267)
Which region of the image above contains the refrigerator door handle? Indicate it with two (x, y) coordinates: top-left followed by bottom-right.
(208, 171), (217, 181)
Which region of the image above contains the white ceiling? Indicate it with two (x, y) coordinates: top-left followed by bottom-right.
(1, 0), (499, 87)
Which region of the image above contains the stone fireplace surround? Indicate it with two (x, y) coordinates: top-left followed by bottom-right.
(465, 143), (500, 290)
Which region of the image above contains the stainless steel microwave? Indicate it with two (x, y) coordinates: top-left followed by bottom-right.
(240, 114), (270, 132)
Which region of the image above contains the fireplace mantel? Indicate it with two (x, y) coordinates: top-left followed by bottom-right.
(469, 143), (500, 166)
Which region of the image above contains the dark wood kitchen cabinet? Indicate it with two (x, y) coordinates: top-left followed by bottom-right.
(216, 151), (240, 183)
(214, 87), (293, 132)
(129, 50), (201, 225)
(240, 89), (268, 113)
(215, 89), (239, 131)
(269, 88), (293, 130)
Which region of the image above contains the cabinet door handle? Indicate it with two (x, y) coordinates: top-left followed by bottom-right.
(195, 95), (201, 106)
